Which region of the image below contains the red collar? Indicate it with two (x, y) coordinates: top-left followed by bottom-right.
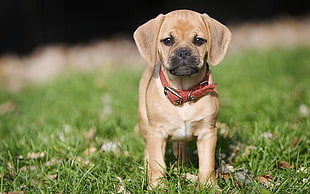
(159, 65), (217, 105)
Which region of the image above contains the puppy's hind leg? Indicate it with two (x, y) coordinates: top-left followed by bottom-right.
(173, 142), (188, 167)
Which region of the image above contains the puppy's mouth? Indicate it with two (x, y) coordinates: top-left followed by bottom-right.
(168, 56), (200, 76)
(169, 66), (199, 76)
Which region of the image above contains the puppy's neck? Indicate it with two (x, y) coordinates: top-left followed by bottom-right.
(162, 65), (207, 91)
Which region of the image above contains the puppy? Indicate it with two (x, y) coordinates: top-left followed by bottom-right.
(134, 10), (231, 188)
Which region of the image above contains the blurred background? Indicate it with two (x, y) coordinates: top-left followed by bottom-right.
(0, 0), (309, 90)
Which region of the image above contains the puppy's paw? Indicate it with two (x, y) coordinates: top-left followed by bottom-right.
(148, 177), (166, 190)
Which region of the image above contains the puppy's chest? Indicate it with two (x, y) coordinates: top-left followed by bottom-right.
(170, 121), (196, 141)
(167, 104), (204, 141)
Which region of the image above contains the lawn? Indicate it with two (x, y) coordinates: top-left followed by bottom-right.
(0, 47), (309, 193)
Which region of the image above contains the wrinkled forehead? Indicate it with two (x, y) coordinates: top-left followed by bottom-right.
(159, 11), (208, 39)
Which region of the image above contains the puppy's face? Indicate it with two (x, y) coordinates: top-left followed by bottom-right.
(134, 10), (231, 72)
(157, 12), (209, 76)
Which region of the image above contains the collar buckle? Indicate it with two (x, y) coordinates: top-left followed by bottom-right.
(187, 90), (195, 101)
(200, 80), (209, 85)
(164, 86), (183, 105)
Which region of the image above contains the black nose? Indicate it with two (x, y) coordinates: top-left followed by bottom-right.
(176, 49), (191, 60)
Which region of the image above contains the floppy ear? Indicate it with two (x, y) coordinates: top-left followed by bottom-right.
(201, 14), (232, 65)
(133, 14), (165, 66)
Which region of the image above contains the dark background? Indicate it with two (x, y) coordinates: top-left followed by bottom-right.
(0, 0), (308, 55)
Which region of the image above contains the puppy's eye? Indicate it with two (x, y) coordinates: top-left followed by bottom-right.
(161, 37), (174, 46)
(193, 37), (206, 46)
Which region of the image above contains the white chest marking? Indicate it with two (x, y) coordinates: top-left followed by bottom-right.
(172, 121), (194, 141)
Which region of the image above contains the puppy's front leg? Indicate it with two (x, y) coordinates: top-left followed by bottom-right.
(197, 127), (217, 185)
(146, 132), (167, 188)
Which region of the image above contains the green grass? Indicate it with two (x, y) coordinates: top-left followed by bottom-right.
(0, 47), (309, 193)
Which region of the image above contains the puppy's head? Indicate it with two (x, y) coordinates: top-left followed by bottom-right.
(134, 10), (231, 76)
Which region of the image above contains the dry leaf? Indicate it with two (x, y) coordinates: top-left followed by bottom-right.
(262, 132), (273, 140)
(58, 132), (65, 142)
(258, 174), (273, 187)
(31, 178), (40, 185)
(0, 101), (16, 115)
(242, 145), (256, 157)
(234, 180), (242, 188)
(64, 124), (72, 133)
(19, 166), (27, 172)
(227, 143), (243, 162)
(83, 146), (97, 156)
(116, 185), (126, 194)
(6, 192), (25, 194)
(183, 173), (198, 182)
(216, 122), (230, 138)
(116, 176), (129, 194)
(299, 104), (309, 117)
(290, 137), (300, 147)
(221, 173), (231, 181)
(218, 153), (226, 160)
(101, 141), (120, 153)
(27, 152), (45, 159)
(49, 174), (58, 180)
(7, 161), (14, 177)
(20, 166), (37, 172)
(226, 164), (235, 173)
(44, 174), (58, 181)
(83, 128), (96, 139)
(17, 155), (24, 160)
(277, 161), (290, 169)
(123, 151), (129, 156)
(234, 170), (254, 185)
(44, 158), (61, 166)
(297, 167), (308, 173)
(218, 159), (235, 174)
(74, 157), (95, 168)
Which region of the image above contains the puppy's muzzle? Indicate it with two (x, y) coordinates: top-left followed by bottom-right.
(168, 48), (200, 76)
